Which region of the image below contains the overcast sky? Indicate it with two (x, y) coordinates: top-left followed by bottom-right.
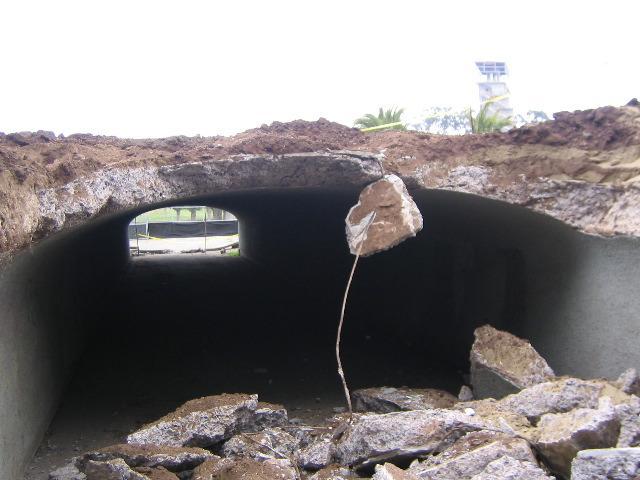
(1, 1), (638, 137)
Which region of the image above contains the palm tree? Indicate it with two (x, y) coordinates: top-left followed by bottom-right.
(354, 107), (406, 131)
(468, 102), (512, 133)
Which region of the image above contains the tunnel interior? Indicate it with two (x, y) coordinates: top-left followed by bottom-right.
(3, 187), (640, 479)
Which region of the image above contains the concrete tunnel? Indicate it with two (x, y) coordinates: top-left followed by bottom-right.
(2, 109), (640, 477)
(3, 183), (640, 478)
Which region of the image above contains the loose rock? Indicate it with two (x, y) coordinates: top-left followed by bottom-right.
(533, 399), (620, 477)
(221, 428), (298, 460)
(571, 447), (640, 480)
(127, 393), (258, 447)
(458, 386), (474, 402)
(192, 457), (298, 480)
(372, 463), (420, 479)
(83, 458), (148, 480)
(335, 409), (485, 468)
(79, 444), (215, 471)
(48, 462), (86, 480)
(134, 466), (180, 480)
(308, 464), (359, 479)
(470, 325), (555, 399)
(615, 368), (640, 397)
(345, 174), (423, 257)
(469, 456), (554, 480)
(408, 430), (538, 479)
(352, 387), (457, 413)
(252, 402), (288, 430)
(297, 438), (336, 470)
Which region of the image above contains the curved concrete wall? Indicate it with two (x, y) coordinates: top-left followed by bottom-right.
(1, 188), (639, 478)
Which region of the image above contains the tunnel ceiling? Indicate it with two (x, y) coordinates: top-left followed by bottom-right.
(2, 104), (640, 263)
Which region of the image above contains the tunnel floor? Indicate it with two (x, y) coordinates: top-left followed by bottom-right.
(24, 253), (464, 479)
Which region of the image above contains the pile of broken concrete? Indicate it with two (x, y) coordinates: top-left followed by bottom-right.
(50, 325), (640, 480)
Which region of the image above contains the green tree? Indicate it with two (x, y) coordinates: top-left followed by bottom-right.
(354, 107), (406, 131)
(468, 103), (512, 133)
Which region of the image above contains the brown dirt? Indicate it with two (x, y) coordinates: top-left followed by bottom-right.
(2, 103), (640, 258)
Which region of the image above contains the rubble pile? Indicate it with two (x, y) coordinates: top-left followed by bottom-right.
(49, 325), (640, 480)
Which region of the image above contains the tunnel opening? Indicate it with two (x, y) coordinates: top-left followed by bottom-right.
(8, 187), (640, 479)
(128, 206), (239, 257)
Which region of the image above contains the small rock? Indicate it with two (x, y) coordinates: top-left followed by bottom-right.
(470, 325), (555, 399)
(469, 456), (554, 480)
(48, 463), (86, 480)
(615, 368), (640, 396)
(221, 428), (298, 460)
(533, 399), (621, 478)
(345, 174), (423, 257)
(458, 386), (474, 402)
(297, 438), (336, 470)
(332, 407), (347, 414)
(571, 447), (640, 480)
(614, 395), (640, 447)
(127, 393), (258, 447)
(192, 457), (298, 480)
(335, 409), (485, 468)
(252, 402), (288, 430)
(372, 463), (420, 479)
(408, 430), (538, 479)
(134, 466), (180, 479)
(308, 464), (358, 479)
(83, 458), (148, 480)
(352, 387), (457, 413)
(78, 444), (215, 471)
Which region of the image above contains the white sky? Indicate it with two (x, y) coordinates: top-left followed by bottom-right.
(1, 0), (638, 137)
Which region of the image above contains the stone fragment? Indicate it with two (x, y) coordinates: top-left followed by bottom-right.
(533, 399), (621, 478)
(192, 457), (298, 480)
(134, 466), (180, 480)
(459, 377), (605, 423)
(345, 174), (423, 257)
(297, 438), (336, 470)
(571, 447), (640, 480)
(335, 409), (485, 468)
(615, 368), (640, 396)
(458, 386), (474, 402)
(470, 325), (555, 399)
(221, 427), (298, 460)
(308, 464), (358, 479)
(83, 458), (148, 480)
(408, 431), (538, 479)
(127, 393), (258, 447)
(252, 402), (288, 430)
(469, 456), (554, 480)
(79, 444), (215, 471)
(352, 387), (457, 413)
(49, 462), (86, 480)
(614, 395), (640, 447)
(372, 463), (420, 479)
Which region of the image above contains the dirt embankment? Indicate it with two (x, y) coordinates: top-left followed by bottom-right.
(2, 103), (640, 260)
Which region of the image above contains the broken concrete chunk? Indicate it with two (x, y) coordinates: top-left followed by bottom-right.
(308, 464), (359, 479)
(408, 430), (538, 479)
(352, 387), (457, 413)
(221, 427), (298, 460)
(79, 444), (215, 471)
(470, 325), (555, 399)
(615, 368), (640, 397)
(460, 377), (605, 423)
(251, 402), (288, 430)
(570, 447), (640, 480)
(335, 409), (485, 468)
(458, 385), (474, 402)
(533, 399), (621, 478)
(192, 457), (298, 480)
(83, 458), (148, 480)
(372, 463), (420, 480)
(48, 462), (86, 480)
(345, 174), (423, 257)
(297, 438), (336, 470)
(134, 466), (180, 480)
(469, 456), (554, 480)
(127, 393), (258, 447)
